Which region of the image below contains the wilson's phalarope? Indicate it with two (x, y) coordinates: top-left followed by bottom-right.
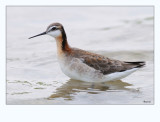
(29, 22), (145, 82)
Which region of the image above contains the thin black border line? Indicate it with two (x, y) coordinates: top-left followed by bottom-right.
(6, 5), (155, 105)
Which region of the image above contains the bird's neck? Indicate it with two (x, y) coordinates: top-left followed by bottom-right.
(55, 35), (71, 55)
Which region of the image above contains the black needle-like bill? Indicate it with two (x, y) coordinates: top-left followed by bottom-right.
(28, 32), (46, 39)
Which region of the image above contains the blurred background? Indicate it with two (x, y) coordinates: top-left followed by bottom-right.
(7, 7), (153, 104)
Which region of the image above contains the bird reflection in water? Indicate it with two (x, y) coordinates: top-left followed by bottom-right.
(48, 79), (138, 100)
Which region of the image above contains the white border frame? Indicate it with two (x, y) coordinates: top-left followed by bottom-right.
(1, 0), (160, 122)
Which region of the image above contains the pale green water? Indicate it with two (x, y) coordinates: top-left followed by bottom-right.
(7, 7), (153, 104)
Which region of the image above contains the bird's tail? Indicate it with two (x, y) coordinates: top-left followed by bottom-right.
(124, 61), (146, 68)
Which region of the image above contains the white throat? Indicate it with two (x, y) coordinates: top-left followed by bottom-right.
(47, 30), (61, 38)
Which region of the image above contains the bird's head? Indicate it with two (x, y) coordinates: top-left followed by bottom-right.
(29, 22), (66, 39)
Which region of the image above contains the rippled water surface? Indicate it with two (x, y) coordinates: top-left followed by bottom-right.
(7, 7), (154, 104)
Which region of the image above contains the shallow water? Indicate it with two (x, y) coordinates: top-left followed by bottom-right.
(7, 7), (154, 104)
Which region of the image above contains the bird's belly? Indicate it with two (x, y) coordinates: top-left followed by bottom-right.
(58, 57), (138, 82)
(58, 57), (104, 82)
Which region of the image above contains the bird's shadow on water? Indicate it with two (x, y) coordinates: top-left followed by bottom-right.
(48, 79), (139, 101)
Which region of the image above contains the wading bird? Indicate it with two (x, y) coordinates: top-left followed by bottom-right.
(29, 23), (145, 82)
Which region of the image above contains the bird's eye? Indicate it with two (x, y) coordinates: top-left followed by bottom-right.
(51, 27), (56, 31)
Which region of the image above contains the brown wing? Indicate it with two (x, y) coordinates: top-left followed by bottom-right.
(82, 55), (127, 75)
(70, 48), (145, 75)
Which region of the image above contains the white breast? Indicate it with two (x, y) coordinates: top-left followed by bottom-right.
(58, 56), (105, 82)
